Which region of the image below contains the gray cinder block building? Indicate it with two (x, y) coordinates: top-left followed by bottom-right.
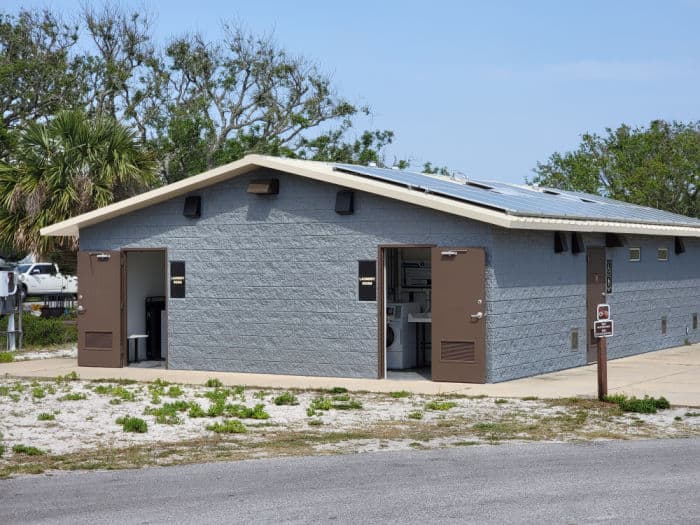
(42, 155), (700, 383)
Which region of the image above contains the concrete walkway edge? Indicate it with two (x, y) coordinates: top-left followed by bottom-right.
(1, 344), (699, 406)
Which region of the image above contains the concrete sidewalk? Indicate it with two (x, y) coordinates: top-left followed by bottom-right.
(1, 344), (699, 406)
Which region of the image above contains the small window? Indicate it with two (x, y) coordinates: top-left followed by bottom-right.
(629, 248), (641, 262)
(661, 316), (667, 335)
(657, 248), (668, 261)
(693, 313), (698, 330)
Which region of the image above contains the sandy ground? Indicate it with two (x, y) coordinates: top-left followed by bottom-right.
(12, 346), (77, 361)
(1, 375), (699, 460)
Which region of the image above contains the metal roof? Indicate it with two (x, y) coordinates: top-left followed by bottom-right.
(333, 164), (700, 228)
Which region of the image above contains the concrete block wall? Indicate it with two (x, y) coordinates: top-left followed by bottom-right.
(486, 228), (588, 382)
(80, 169), (494, 378)
(487, 230), (700, 382)
(604, 235), (700, 359)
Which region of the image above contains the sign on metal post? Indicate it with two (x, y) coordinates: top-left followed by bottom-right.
(594, 320), (614, 338)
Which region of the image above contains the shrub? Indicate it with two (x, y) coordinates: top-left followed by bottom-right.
(332, 400), (363, 410)
(604, 394), (670, 414)
(273, 392), (299, 406)
(0, 444), (4, 457)
(330, 387), (348, 394)
(425, 400), (457, 411)
(31, 386), (46, 399)
(116, 416), (148, 433)
(206, 419), (247, 434)
(144, 401), (191, 424)
(309, 396), (332, 412)
(55, 371), (79, 383)
(224, 403), (270, 420)
(37, 413), (55, 421)
(0, 351), (13, 363)
(390, 391), (411, 399)
(166, 386), (183, 398)
(0, 314), (77, 348)
(205, 378), (223, 388)
(12, 444), (45, 456)
(188, 403), (207, 418)
(407, 410), (423, 420)
(60, 392), (87, 401)
(207, 400), (226, 417)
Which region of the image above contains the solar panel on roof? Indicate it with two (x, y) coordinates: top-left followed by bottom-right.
(333, 163), (700, 228)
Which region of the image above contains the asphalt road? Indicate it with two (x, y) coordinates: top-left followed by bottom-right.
(1, 439), (699, 524)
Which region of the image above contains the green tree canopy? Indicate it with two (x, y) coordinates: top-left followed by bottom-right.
(530, 120), (700, 218)
(0, 110), (156, 256)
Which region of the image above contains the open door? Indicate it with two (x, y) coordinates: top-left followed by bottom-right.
(431, 247), (486, 383)
(586, 247), (606, 363)
(77, 251), (123, 367)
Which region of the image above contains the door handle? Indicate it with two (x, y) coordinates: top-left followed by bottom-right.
(469, 312), (484, 320)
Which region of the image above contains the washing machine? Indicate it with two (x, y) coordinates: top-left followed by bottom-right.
(386, 303), (420, 370)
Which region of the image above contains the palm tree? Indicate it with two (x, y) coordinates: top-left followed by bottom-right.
(0, 110), (157, 258)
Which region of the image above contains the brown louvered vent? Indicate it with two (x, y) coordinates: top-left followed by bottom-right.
(441, 341), (475, 362)
(85, 331), (112, 350)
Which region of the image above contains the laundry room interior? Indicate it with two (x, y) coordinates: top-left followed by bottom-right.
(383, 247), (432, 379)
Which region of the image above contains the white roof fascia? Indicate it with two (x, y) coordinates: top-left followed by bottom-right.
(39, 154), (700, 238)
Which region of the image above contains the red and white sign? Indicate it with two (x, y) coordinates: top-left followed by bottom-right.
(597, 304), (610, 321)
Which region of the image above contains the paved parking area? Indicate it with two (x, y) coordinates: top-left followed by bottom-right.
(1, 343), (699, 405)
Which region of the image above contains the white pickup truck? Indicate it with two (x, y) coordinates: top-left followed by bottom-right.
(16, 263), (78, 299)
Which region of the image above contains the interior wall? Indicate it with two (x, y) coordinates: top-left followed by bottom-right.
(126, 251), (166, 359)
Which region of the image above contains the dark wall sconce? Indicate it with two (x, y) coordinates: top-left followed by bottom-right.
(183, 196), (201, 219)
(674, 236), (686, 254)
(335, 190), (354, 215)
(554, 231), (568, 253)
(571, 232), (584, 254)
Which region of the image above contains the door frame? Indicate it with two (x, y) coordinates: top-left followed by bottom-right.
(376, 244), (435, 379)
(122, 248), (169, 369)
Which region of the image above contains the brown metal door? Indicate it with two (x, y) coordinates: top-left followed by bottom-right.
(586, 247), (606, 363)
(77, 251), (123, 367)
(431, 247), (486, 383)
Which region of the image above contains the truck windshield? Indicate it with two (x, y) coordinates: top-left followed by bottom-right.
(17, 264), (31, 274)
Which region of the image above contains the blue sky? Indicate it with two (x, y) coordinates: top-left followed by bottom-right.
(5, 0), (700, 182)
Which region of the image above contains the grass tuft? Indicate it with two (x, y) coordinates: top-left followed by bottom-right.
(206, 419), (246, 434)
(407, 410), (423, 420)
(390, 391), (411, 399)
(425, 400), (457, 411)
(0, 351), (14, 363)
(12, 444), (45, 456)
(205, 378), (223, 388)
(37, 413), (55, 421)
(116, 416), (148, 433)
(604, 394), (670, 414)
(273, 392), (299, 406)
(60, 392), (87, 401)
(55, 371), (79, 383)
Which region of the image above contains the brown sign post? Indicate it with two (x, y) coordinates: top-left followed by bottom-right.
(594, 304), (613, 401)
